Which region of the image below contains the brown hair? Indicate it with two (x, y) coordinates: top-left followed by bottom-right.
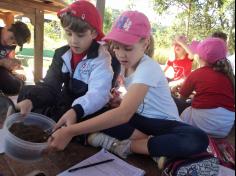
(60, 13), (94, 33)
(8, 21), (31, 50)
(212, 32), (227, 42)
(212, 59), (235, 94)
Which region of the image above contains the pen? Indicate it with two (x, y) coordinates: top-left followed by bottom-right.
(68, 159), (115, 172)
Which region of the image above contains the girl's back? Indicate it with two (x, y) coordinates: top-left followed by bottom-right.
(180, 66), (234, 111)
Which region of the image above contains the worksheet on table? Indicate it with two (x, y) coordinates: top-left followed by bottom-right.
(57, 149), (145, 176)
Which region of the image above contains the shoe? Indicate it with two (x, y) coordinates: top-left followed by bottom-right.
(87, 133), (118, 150)
(111, 139), (132, 159)
(88, 133), (132, 159)
(152, 156), (167, 170)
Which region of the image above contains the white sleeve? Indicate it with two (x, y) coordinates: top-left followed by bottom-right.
(72, 53), (113, 116)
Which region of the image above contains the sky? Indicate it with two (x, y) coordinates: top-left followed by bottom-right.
(104, 0), (177, 27)
(0, 0), (177, 27)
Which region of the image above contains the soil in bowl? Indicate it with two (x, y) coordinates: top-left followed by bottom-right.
(9, 122), (50, 143)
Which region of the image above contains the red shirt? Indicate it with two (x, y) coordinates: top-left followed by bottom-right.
(167, 54), (193, 81)
(180, 66), (235, 112)
(71, 52), (86, 71)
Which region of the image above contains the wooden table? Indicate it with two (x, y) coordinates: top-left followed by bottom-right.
(0, 101), (234, 176)
(0, 142), (160, 176)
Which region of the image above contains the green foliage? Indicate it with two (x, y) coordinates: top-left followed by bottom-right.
(103, 8), (113, 34)
(104, 8), (120, 34)
(63, 0), (75, 4)
(44, 21), (62, 41)
(152, 0), (235, 54)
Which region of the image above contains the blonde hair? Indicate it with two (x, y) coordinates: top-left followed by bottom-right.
(145, 35), (155, 58)
(212, 59), (235, 94)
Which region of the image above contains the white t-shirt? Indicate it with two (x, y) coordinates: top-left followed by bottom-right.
(124, 55), (180, 121)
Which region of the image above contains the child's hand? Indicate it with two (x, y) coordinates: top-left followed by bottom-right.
(171, 85), (181, 97)
(14, 73), (26, 81)
(1, 58), (21, 71)
(53, 109), (77, 131)
(16, 99), (33, 116)
(47, 126), (73, 152)
(108, 88), (122, 108)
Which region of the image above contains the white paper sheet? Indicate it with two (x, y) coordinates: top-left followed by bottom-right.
(218, 165), (235, 176)
(57, 149), (145, 176)
(0, 129), (5, 154)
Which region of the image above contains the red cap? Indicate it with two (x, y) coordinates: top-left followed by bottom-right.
(57, 0), (104, 41)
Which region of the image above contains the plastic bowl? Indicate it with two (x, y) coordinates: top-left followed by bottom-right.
(3, 112), (56, 162)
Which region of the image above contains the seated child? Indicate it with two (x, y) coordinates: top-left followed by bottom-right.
(16, 1), (114, 124)
(179, 37), (235, 138)
(164, 35), (194, 87)
(0, 21), (31, 95)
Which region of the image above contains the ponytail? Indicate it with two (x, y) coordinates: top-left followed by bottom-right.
(212, 59), (235, 94)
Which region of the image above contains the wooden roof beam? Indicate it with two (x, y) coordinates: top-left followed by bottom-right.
(2, 0), (63, 13)
(0, 1), (34, 15)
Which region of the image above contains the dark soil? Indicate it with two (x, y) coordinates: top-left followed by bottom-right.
(9, 122), (50, 143)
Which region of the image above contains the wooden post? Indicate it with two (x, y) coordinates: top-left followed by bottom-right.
(96, 0), (105, 21)
(34, 9), (44, 82)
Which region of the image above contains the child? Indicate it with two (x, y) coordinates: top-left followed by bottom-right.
(47, 11), (209, 170)
(0, 21), (31, 95)
(211, 31), (235, 75)
(17, 1), (114, 123)
(179, 37), (235, 138)
(164, 35), (194, 87)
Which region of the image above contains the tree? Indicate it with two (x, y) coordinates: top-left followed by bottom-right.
(153, 0), (235, 53)
(103, 8), (113, 34)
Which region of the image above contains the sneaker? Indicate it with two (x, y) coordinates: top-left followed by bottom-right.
(152, 156), (167, 170)
(87, 133), (118, 150)
(87, 133), (132, 159)
(111, 139), (132, 159)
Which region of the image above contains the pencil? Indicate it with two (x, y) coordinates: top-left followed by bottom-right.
(68, 159), (115, 172)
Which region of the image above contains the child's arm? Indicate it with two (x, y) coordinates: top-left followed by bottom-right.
(17, 48), (64, 112)
(48, 84), (149, 151)
(178, 75), (195, 101)
(163, 64), (170, 73)
(0, 58), (21, 71)
(69, 53), (114, 121)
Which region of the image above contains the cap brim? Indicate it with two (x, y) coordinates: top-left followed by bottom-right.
(103, 30), (140, 45)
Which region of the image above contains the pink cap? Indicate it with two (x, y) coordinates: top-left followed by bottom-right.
(173, 35), (187, 45)
(196, 37), (227, 64)
(103, 11), (151, 45)
(188, 40), (200, 54)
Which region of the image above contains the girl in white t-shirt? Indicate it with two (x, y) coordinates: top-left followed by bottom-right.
(47, 11), (209, 170)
